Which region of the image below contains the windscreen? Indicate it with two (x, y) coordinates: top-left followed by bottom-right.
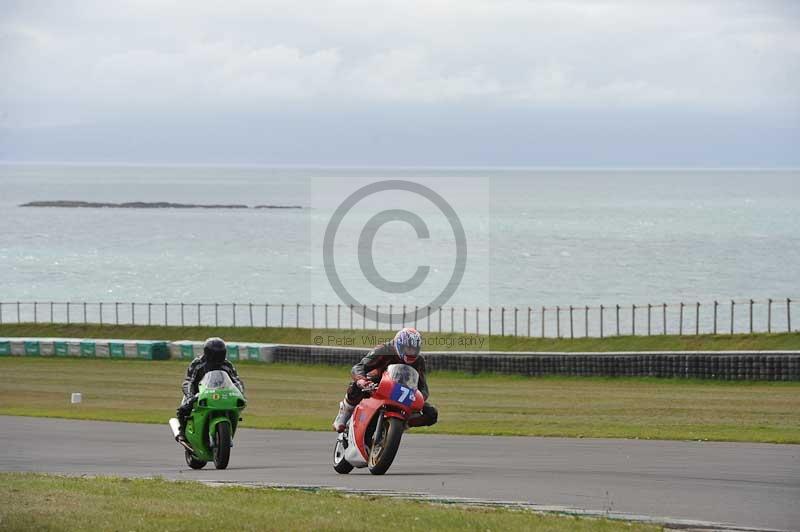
(386, 364), (419, 389)
(200, 370), (236, 391)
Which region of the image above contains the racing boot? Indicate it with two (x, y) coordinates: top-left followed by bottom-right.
(176, 415), (192, 451)
(332, 399), (355, 432)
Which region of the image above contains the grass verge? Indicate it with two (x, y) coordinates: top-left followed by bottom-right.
(1, 358), (798, 443)
(0, 473), (660, 532)
(1, 323), (799, 352)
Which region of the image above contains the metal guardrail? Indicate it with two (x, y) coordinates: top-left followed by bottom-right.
(0, 298), (796, 338)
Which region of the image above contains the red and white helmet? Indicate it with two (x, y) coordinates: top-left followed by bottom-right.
(393, 327), (422, 364)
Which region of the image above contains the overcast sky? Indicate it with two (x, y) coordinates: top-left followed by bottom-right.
(1, 0), (798, 166)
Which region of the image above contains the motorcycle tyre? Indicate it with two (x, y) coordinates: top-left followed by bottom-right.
(368, 417), (403, 475)
(213, 422), (232, 470)
(185, 450), (207, 470)
(332, 438), (354, 474)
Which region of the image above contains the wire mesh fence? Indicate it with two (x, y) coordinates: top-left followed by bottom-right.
(0, 298), (796, 337)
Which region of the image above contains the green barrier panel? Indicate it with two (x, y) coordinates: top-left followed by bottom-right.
(54, 342), (69, 356)
(24, 341), (41, 356)
(80, 341), (96, 357)
(136, 341), (170, 360)
(227, 344), (240, 361)
(0, 341), (10, 356)
(248, 346), (261, 361)
(180, 344), (195, 360)
(109, 342), (125, 358)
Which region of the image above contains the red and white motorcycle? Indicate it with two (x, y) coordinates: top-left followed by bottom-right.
(332, 364), (424, 475)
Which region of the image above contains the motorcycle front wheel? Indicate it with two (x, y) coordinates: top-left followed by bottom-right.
(368, 417), (404, 475)
(213, 422), (231, 469)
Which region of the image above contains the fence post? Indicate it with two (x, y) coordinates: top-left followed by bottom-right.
(265, 304), (269, 328)
(298, 303), (302, 328)
(695, 302), (700, 335)
(631, 304), (635, 336)
(713, 301), (718, 335)
(215, 303), (219, 326)
(528, 306), (532, 337)
(197, 303), (201, 326)
(730, 300), (735, 334)
(337, 304), (341, 329)
(350, 304), (354, 329)
(281, 303), (285, 328)
(428, 306), (432, 332)
(662, 303), (667, 335)
(413, 305), (418, 328)
(362, 305), (366, 329)
(749, 299), (754, 333)
(647, 304), (651, 336)
(16, 301), (20, 323)
(599, 305), (604, 338)
(615, 304), (620, 336)
(130, 302), (135, 326)
(66, 302), (70, 324)
(584, 306), (589, 338)
(788, 298), (792, 332)
(462, 306), (466, 333)
(147, 302), (151, 326)
(233, 303), (237, 327)
(556, 306), (560, 338)
(402, 305), (407, 327)
(164, 302), (168, 326)
(99, 302), (103, 326)
(50, 301), (54, 322)
(324, 304), (328, 329)
(767, 298), (772, 333)
(489, 307), (493, 336)
(250, 303), (254, 327)
(476, 307), (480, 335)
(115, 302), (119, 325)
(568, 305), (573, 339)
(439, 307), (443, 333)
(541, 306), (546, 338)
(450, 307), (455, 333)
(501, 307), (505, 337)
(83, 302), (87, 324)
(679, 302), (684, 336)
(0, 302), (3, 324)
(389, 305), (393, 330)
(311, 304), (316, 328)
(181, 303), (185, 326)
(514, 307), (519, 336)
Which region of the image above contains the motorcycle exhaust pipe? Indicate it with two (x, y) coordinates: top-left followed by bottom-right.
(168, 417), (181, 439)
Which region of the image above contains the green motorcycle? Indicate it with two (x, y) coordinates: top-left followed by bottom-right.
(169, 370), (246, 470)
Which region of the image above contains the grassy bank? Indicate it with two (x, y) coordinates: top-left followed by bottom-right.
(0, 473), (659, 532)
(1, 358), (798, 443)
(1, 323), (798, 352)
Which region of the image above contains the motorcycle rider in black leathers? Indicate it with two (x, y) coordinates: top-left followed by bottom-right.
(175, 337), (245, 445)
(332, 327), (438, 432)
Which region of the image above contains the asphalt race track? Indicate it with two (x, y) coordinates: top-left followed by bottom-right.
(1, 416), (798, 531)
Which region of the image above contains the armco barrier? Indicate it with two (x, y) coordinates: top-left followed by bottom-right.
(2, 338), (799, 380)
(267, 345), (800, 381)
(0, 338), (170, 360)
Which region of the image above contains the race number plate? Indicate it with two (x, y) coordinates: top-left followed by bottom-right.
(390, 383), (416, 406)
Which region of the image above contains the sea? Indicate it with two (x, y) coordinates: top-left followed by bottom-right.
(1, 164), (798, 334)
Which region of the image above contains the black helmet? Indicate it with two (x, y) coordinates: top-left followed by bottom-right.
(203, 337), (227, 367)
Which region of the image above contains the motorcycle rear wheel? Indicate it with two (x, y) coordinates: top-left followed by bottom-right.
(368, 417), (404, 475)
(213, 422), (231, 469)
(185, 450), (207, 469)
(332, 437), (354, 474)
